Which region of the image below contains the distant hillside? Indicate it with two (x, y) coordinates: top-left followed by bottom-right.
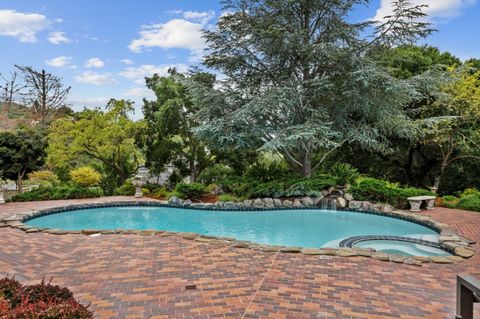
(0, 103), (37, 131)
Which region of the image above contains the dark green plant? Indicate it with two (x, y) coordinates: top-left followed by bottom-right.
(113, 181), (135, 196)
(457, 194), (480, 212)
(329, 163), (360, 186)
(349, 178), (433, 208)
(198, 164), (234, 184)
(175, 182), (206, 200)
(8, 185), (103, 202)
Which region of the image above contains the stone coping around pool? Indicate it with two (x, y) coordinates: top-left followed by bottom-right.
(1, 200), (475, 266)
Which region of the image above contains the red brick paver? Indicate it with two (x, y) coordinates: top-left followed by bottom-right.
(0, 197), (479, 318)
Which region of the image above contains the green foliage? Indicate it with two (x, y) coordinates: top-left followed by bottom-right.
(441, 195), (460, 209)
(9, 185), (103, 202)
(141, 70), (213, 182)
(113, 181), (135, 196)
(0, 128), (46, 189)
(329, 163), (360, 186)
(218, 194), (240, 202)
(459, 188), (479, 198)
(47, 99), (142, 188)
(457, 194), (480, 212)
(152, 187), (169, 197)
(349, 178), (434, 208)
(27, 170), (60, 188)
(198, 164), (234, 184)
(221, 174), (336, 199)
(189, 0), (435, 177)
(175, 182), (206, 200)
(69, 166), (102, 187)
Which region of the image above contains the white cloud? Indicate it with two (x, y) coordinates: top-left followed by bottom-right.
(121, 59), (134, 65)
(48, 31), (71, 44)
(182, 10), (215, 24)
(128, 18), (207, 58)
(45, 56), (73, 68)
(0, 9), (50, 42)
(75, 71), (116, 86)
(85, 58), (105, 68)
(123, 87), (155, 100)
(119, 64), (188, 84)
(373, 0), (477, 22)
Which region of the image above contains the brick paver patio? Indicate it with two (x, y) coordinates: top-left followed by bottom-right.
(0, 196), (479, 318)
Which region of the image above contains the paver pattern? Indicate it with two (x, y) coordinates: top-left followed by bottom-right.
(0, 197), (479, 319)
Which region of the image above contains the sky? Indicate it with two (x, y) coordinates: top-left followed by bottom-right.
(0, 0), (479, 118)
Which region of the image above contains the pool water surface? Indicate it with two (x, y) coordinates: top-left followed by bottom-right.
(25, 206), (440, 248)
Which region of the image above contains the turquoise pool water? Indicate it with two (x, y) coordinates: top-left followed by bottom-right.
(25, 206), (440, 248)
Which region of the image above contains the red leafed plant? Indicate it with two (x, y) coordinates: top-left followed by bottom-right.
(0, 277), (93, 318)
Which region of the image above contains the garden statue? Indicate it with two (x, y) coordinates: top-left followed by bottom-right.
(132, 175), (146, 198)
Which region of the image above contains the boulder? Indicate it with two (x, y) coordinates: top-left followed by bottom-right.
(313, 196), (324, 206)
(263, 198), (275, 208)
(300, 197), (314, 206)
(381, 204), (395, 213)
(273, 198), (283, 207)
(168, 196), (180, 205)
(253, 198), (264, 208)
(321, 190), (329, 197)
(293, 199), (302, 207)
(282, 200), (293, 207)
(344, 193), (354, 201)
(336, 197), (347, 209)
(360, 201), (372, 211)
(183, 199), (192, 206)
(348, 200), (363, 210)
(243, 199), (253, 207)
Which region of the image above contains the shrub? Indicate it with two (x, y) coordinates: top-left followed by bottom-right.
(153, 187), (168, 197)
(349, 178), (434, 208)
(175, 182), (206, 200)
(457, 193), (480, 212)
(329, 163), (359, 186)
(441, 195), (460, 209)
(113, 181), (135, 196)
(459, 188), (480, 198)
(69, 167), (102, 187)
(8, 185), (103, 202)
(218, 194), (240, 202)
(206, 183), (220, 194)
(0, 277), (93, 318)
(198, 164), (234, 184)
(27, 170), (60, 188)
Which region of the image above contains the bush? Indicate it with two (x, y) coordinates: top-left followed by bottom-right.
(152, 187), (169, 197)
(349, 177), (434, 208)
(0, 277), (93, 318)
(218, 194), (240, 202)
(113, 181), (135, 196)
(457, 193), (480, 212)
(8, 185), (103, 202)
(27, 170), (60, 188)
(459, 188), (479, 198)
(175, 182), (206, 200)
(441, 195), (460, 209)
(198, 164), (234, 184)
(220, 174), (337, 199)
(69, 167), (102, 187)
(329, 163), (359, 186)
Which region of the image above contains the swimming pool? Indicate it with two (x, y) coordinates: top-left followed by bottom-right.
(25, 206), (440, 249)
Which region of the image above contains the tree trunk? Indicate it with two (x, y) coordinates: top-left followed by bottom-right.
(189, 159), (196, 183)
(301, 155), (312, 178)
(433, 160), (448, 191)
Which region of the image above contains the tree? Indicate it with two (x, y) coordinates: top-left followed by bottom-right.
(188, 0), (436, 177)
(47, 99), (142, 187)
(0, 71), (24, 112)
(425, 66), (480, 190)
(0, 128), (46, 191)
(142, 70), (214, 182)
(15, 65), (71, 122)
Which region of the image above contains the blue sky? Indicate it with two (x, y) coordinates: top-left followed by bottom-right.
(0, 0), (479, 118)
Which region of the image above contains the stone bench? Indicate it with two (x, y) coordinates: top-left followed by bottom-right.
(407, 196), (436, 212)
